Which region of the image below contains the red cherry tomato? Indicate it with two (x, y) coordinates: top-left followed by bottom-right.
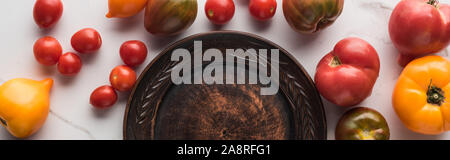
(71, 28), (102, 54)
(120, 40), (148, 67)
(57, 52), (82, 76)
(205, 0), (235, 25)
(90, 85), (118, 109)
(33, 36), (62, 66)
(33, 0), (63, 28)
(110, 65), (137, 92)
(249, 0), (277, 21)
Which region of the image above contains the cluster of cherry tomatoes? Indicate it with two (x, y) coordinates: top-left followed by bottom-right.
(33, 0), (101, 76)
(205, 0), (277, 25)
(33, 0), (149, 109)
(90, 41), (148, 109)
(33, 28), (102, 76)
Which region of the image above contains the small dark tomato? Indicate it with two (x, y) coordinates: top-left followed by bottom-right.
(335, 107), (390, 140)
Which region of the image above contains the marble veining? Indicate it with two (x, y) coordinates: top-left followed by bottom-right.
(0, 0), (449, 140)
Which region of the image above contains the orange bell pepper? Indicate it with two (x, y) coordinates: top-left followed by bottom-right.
(106, 0), (148, 18)
(393, 56), (450, 135)
(0, 78), (53, 138)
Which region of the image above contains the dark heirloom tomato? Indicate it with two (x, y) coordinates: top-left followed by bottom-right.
(283, 0), (344, 34)
(144, 0), (198, 36)
(335, 107), (390, 140)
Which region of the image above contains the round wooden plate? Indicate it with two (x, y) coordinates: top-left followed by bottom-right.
(124, 31), (326, 140)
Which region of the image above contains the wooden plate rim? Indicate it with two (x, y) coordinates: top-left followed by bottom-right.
(123, 30), (327, 140)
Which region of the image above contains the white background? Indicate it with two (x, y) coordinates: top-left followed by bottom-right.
(0, 0), (449, 140)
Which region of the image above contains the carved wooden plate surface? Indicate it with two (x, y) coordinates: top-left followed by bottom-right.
(124, 31), (327, 140)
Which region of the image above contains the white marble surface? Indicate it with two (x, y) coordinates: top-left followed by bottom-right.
(0, 0), (449, 140)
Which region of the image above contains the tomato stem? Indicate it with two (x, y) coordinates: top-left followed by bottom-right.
(330, 56), (342, 67)
(427, 0), (439, 8)
(427, 79), (445, 106)
(208, 9), (214, 17)
(0, 118), (6, 126)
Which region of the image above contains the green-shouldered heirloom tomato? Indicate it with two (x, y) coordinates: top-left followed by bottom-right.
(335, 107), (390, 140)
(283, 0), (344, 34)
(144, 0), (198, 36)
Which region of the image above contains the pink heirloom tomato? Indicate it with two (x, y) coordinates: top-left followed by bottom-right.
(314, 38), (380, 107)
(389, 0), (450, 67)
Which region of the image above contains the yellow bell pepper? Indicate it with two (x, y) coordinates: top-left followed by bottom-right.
(0, 78), (53, 138)
(393, 56), (450, 135)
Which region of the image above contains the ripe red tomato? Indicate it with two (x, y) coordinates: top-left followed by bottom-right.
(314, 38), (380, 107)
(33, 36), (62, 66)
(249, 0), (277, 21)
(205, 0), (235, 25)
(57, 52), (82, 76)
(71, 28), (102, 54)
(110, 65), (137, 92)
(120, 40), (148, 67)
(33, 0), (63, 28)
(389, 0), (450, 67)
(90, 85), (118, 109)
